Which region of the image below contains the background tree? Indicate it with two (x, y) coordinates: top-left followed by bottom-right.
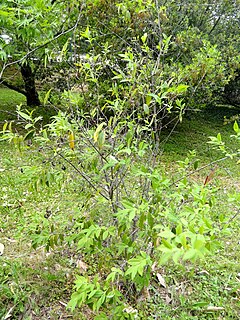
(54, 0), (238, 135)
(0, 0), (239, 111)
(0, 0), (81, 106)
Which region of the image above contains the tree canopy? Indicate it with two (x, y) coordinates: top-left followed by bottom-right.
(0, 0), (239, 110)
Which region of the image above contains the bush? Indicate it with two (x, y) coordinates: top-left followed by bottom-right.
(2, 107), (235, 318)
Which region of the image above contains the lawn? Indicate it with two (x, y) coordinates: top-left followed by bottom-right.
(0, 87), (26, 123)
(0, 89), (240, 319)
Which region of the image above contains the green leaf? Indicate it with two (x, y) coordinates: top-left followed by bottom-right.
(145, 94), (152, 106)
(179, 233), (187, 248)
(74, 275), (88, 289)
(122, 199), (135, 209)
(161, 239), (173, 249)
(193, 237), (205, 250)
(172, 249), (182, 263)
(125, 265), (139, 280)
(17, 110), (32, 121)
(81, 26), (91, 39)
(94, 293), (106, 311)
(143, 104), (149, 114)
(94, 312), (108, 320)
(106, 271), (116, 282)
(193, 160), (199, 170)
(97, 131), (105, 149)
(88, 289), (98, 299)
(25, 123), (33, 129)
(128, 208), (136, 222)
(176, 224), (182, 235)
(175, 84), (189, 93)
(148, 93), (162, 104)
(141, 33), (148, 44)
(117, 147), (131, 155)
(147, 212), (154, 229)
(24, 130), (35, 141)
(94, 122), (106, 142)
(233, 121), (239, 133)
(67, 292), (82, 311)
(158, 229), (176, 239)
(43, 88), (52, 106)
(101, 155), (118, 171)
(183, 249), (197, 261)
(217, 133), (222, 142)
(159, 251), (172, 264)
(0, 9), (12, 17)
(192, 301), (209, 308)
(125, 255), (148, 279)
(77, 236), (92, 249)
(102, 230), (108, 240)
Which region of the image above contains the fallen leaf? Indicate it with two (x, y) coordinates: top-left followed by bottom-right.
(206, 306), (224, 312)
(151, 261), (157, 272)
(165, 295), (172, 304)
(187, 286), (193, 295)
(138, 286), (150, 301)
(59, 301), (67, 307)
(123, 306), (138, 314)
(2, 306), (14, 320)
(0, 243), (4, 255)
(76, 259), (88, 272)
(197, 270), (210, 276)
(156, 273), (167, 288)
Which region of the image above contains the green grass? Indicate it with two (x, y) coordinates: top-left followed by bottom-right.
(0, 87), (26, 123)
(161, 105), (239, 158)
(0, 91), (240, 319)
(0, 87), (59, 128)
(160, 105), (240, 182)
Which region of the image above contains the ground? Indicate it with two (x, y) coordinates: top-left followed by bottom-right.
(0, 88), (240, 319)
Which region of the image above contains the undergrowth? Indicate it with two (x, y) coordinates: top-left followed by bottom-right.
(0, 98), (240, 319)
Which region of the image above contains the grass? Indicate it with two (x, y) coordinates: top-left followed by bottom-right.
(160, 105), (240, 182)
(0, 87), (59, 127)
(161, 105), (239, 158)
(0, 89), (240, 319)
(0, 87), (26, 123)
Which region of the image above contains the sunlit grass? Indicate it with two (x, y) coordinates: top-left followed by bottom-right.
(0, 87), (26, 123)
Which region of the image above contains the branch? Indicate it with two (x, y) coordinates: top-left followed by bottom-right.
(209, 16), (221, 35)
(57, 151), (110, 202)
(33, 53), (45, 75)
(0, 10), (82, 80)
(169, 155), (234, 187)
(1, 80), (26, 96)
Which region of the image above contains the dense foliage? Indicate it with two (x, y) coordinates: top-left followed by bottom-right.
(0, 0), (240, 111)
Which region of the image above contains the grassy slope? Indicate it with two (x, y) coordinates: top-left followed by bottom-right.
(0, 88), (240, 319)
(0, 87), (26, 123)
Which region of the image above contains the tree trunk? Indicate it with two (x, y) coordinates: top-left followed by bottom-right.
(20, 62), (41, 107)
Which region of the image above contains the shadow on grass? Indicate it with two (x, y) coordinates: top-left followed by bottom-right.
(160, 105), (240, 161)
(0, 87), (57, 127)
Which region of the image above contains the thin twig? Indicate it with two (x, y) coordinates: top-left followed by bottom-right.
(57, 152), (110, 201)
(226, 210), (240, 224)
(169, 155), (232, 187)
